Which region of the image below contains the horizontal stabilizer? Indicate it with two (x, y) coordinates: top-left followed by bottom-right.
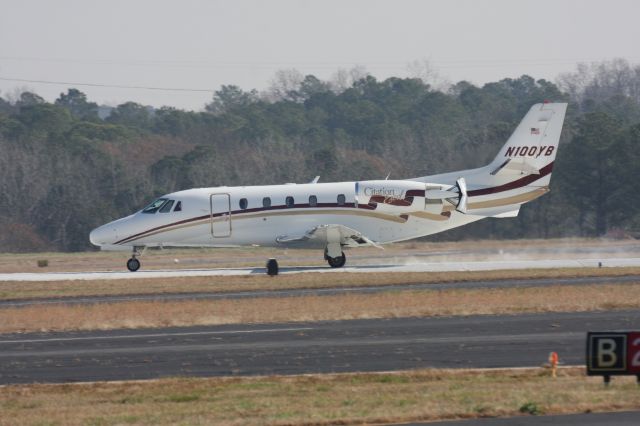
(491, 158), (540, 176)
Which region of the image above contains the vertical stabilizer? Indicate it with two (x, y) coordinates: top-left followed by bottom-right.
(488, 102), (567, 185)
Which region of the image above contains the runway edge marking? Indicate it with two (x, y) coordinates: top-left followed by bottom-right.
(0, 326), (314, 344)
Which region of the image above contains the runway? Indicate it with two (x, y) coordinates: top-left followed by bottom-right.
(1, 310), (638, 385)
(1, 257), (639, 281)
(2, 274), (639, 308)
(410, 411), (640, 425)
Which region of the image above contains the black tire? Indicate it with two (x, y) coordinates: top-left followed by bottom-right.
(266, 258), (279, 276)
(327, 253), (346, 268)
(126, 258), (141, 272)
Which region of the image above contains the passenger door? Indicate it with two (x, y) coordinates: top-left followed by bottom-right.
(209, 193), (231, 238)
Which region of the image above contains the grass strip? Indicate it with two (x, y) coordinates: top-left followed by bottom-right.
(1, 282), (639, 333)
(1, 367), (639, 426)
(1, 267), (639, 301)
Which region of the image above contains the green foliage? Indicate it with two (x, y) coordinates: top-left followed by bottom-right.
(107, 102), (153, 129)
(55, 89), (98, 121)
(1, 63), (640, 251)
(519, 401), (543, 415)
(205, 85), (258, 115)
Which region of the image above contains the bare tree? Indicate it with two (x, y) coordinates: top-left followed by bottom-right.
(264, 68), (305, 102)
(329, 65), (370, 93)
(557, 59), (640, 107)
(406, 58), (449, 91)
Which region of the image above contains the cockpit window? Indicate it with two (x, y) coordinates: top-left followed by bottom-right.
(159, 200), (175, 213)
(174, 201), (182, 212)
(142, 198), (168, 214)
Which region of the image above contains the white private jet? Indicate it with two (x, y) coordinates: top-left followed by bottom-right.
(90, 102), (567, 273)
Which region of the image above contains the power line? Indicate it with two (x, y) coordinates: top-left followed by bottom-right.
(0, 77), (215, 93)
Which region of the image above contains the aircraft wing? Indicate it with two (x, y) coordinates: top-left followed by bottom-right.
(276, 224), (382, 248)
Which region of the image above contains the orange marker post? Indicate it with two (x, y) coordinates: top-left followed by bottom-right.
(549, 352), (559, 378)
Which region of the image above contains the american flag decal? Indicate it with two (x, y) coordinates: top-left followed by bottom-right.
(530, 127), (540, 135)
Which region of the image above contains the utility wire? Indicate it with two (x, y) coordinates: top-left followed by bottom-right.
(0, 77), (215, 93)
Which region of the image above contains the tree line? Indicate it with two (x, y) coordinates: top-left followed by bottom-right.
(0, 59), (639, 252)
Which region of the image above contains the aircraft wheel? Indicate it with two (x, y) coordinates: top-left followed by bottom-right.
(327, 252), (346, 268)
(266, 258), (279, 276)
(127, 257), (141, 272)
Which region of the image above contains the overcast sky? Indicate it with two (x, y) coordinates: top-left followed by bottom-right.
(1, 0), (639, 110)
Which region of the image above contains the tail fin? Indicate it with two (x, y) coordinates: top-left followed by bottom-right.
(411, 102), (568, 217)
(488, 102), (567, 186)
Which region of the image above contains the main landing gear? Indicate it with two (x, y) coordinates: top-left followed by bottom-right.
(126, 246), (144, 272)
(327, 253), (346, 268)
(266, 258), (279, 276)
(264, 247), (346, 275)
(324, 246), (346, 268)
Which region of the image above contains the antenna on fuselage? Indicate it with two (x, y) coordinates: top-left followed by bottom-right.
(310, 176), (320, 184)
(384, 172), (391, 180)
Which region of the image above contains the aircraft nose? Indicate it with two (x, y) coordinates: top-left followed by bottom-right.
(89, 225), (116, 246)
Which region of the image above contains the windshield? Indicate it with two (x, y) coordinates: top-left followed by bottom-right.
(142, 198), (168, 214)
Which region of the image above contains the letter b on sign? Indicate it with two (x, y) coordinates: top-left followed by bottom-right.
(597, 338), (620, 367)
(587, 333), (626, 373)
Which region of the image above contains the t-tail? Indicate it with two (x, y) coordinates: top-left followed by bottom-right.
(413, 102), (568, 217)
(487, 102), (567, 187)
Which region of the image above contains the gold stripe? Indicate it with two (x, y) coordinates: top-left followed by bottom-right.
(122, 208), (407, 243)
(123, 188), (549, 243)
(441, 187), (549, 213)
(241, 209), (408, 223)
(468, 187), (548, 210)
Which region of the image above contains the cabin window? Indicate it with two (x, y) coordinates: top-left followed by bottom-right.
(337, 194), (346, 206)
(174, 201), (182, 212)
(239, 198), (248, 210)
(286, 196), (295, 208)
(263, 197), (271, 208)
(142, 198), (168, 214)
(309, 195), (318, 207)
(159, 200), (175, 213)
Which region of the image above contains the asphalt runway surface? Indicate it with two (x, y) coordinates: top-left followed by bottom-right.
(2, 274), (640, 308)
(1, 310), (638, 385)
(406, 411), (640, 425)
(1, 257), (639, 281)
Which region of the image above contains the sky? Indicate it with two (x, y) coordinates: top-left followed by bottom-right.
(1, 0), (639, 110)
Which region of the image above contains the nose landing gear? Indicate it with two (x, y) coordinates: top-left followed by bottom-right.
(126, 257), (141, 272)
(126, 246), (145, 272)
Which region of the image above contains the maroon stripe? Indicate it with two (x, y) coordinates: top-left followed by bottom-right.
(115, 214), (210, 245)
(115, 202), (376, 245)
(468, 161), (554, 197)
(405, 189), (426, 197)
(116, 165), (554, 245)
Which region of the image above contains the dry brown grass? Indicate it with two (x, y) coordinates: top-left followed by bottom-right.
(2, 266), (640, 301)
(1, 282), (639, 333)
(1, 367), (639, 425)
